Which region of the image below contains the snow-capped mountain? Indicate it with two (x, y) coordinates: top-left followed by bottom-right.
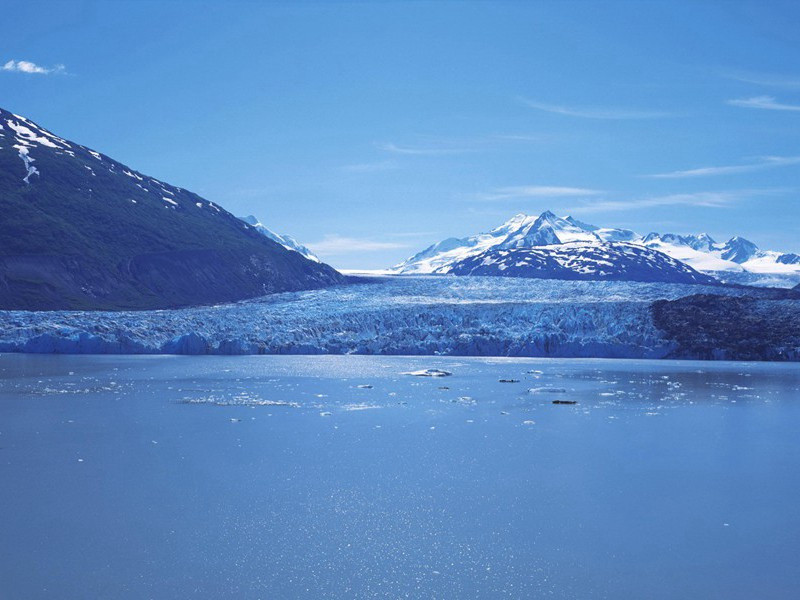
(445, 242), (717, 285)
(239, 215), (320, 263)
(0, 107), (343, 310)
(394, 211), (800, 283)
(641, 232), (800, 276)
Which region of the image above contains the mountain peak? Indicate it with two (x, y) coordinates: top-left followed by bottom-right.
(392, 212), (800, 279)
(721, 236), (759, 264)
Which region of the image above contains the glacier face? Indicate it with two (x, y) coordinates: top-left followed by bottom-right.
(0, 275), (771, 357)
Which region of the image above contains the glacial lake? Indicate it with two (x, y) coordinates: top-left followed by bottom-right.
(1, 354), (799, 599)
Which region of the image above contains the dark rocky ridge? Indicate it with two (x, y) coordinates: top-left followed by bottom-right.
(446, 243), (718, 285)
(652, 291), (800, 361)
(0, 108), (343, 310)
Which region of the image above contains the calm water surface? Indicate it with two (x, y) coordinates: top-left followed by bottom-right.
(1, 354), (799, 599)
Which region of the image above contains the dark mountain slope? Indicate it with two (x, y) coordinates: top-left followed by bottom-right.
(0, 108), (343, 310)
(444, 242), (718, 285)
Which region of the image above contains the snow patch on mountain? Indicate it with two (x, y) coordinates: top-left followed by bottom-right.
(13, 144), (39, 183)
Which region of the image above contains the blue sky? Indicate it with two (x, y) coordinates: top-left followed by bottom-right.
(3, 0), (800, 268)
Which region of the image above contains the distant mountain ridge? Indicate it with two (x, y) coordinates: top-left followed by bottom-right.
(445, 242), (717, 285)
(0, 107), (343, 310)
(394, 211), (800, 282)
(238, 215), (320, 263)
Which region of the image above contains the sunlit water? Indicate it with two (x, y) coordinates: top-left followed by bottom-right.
(1, 354), (799, 599)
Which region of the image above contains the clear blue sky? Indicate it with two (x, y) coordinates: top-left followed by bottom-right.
(3, 0), (800, 268)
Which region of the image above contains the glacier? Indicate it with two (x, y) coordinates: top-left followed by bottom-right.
(1, 275), (792, 358)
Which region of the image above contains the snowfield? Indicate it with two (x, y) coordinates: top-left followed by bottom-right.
(0, 275), (773, 357)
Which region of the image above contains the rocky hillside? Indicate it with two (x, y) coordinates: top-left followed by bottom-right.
(0, 108), (343, 310)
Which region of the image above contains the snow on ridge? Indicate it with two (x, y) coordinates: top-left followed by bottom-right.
(239, 215), (320, 262)
(5, 118), (64, 149)
(394, 210), (800, 278)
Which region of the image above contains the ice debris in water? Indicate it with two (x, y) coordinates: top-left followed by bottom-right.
(528, 387), (568, 394)
(181, 394), (300, 408)
(402, 369), (452, 377)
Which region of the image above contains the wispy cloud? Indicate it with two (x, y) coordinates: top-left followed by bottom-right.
(2, 59), (65, 75)
(646, 155), (800, 178)
(723, 70), (800, 88)
(490, 133), (545, 142)
(340, 160), (399, 173)
(377, 142), (470, 155)
(567, 189), (782, 213)
(727, 95), (800, 111)
(518, 97), (672, 120)
(308, 234), (412, 255)
(476, 185), (603, 201)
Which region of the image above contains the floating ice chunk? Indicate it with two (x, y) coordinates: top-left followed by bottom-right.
(402, 369), (452, 377)
(528, 387), (568, 394)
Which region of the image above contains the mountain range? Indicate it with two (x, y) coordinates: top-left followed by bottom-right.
(0, 108), (342, 310)
(394, 211), (800, 284)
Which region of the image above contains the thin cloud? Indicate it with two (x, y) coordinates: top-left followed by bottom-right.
(490, 133), (545, 142)
(646, 156), (800, 178)
(727, 95), (800, 111)
(723, 70), (800, 88)
(518, 97), (672, 120)
(476, 185), (603, 201)
(341, 160), (399, 173)
(567, 190), (782, 214)
(308, 234), (412, 255)
(2, 59), (65, 75)
(377, 142), (470, 155)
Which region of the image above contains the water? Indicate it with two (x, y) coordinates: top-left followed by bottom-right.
(1, 354), (798, 599)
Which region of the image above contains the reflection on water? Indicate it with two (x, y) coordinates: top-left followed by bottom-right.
(1, 355), (799, 599)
